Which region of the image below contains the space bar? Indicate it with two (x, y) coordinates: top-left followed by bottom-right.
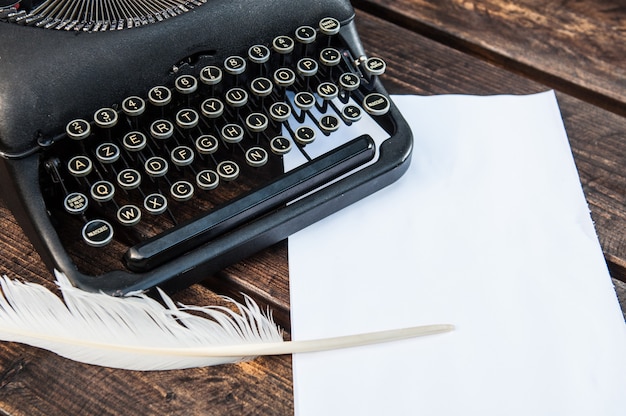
(125, 135), (376, 272)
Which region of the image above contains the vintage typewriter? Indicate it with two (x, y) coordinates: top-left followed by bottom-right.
(0, 0), (412, 294)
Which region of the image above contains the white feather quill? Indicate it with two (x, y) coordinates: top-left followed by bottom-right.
(0, 271), (453, 371)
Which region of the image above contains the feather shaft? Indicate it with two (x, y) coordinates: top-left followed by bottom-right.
(0, 273), (453, 370)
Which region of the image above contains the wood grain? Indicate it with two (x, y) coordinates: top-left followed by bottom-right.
(353, 0), (626, 116)
(0, 2), (624, 415)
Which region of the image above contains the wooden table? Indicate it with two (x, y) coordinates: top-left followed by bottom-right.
(0, 1), (624, 414)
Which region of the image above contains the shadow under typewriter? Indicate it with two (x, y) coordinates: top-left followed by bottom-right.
(0, 0), (412, 293)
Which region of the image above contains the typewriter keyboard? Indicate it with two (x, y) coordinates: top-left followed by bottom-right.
(39, 17), (392, 275)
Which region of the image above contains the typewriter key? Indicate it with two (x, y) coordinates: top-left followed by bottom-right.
(117, 168), (142, 190)
(121, 96), (146, 117)
(269, 102), (291, 122)
(363, 93), (391, 116)
(342, 105), (362, 123)
(145, 157), (169, 177)
(221, 124), (244, 144)
(216, 161), (239, 181)
(67, 155), (93, 177)
(66, 119), (91, 140)
(148, 86), (172, 106)
(200, 98), (224, 119)
(95, 143), (121, 164)
(295, 126), (315, 145)
(117, 205), (141, 226)
(150, 119), (174, 140)
(319, 17), (340, 36)
(272, 35), (294, 55)
(199, 66), (223, 86)
(175, 75), (198, 95)
(171, 146), (195, 166)
(196, 170), (219, 190)
(245, 147), (268, 167)
(295, 25), (316, 44)
(82, 219), (114, 247)
(94, 108), (118, 129)
(90, 180), (115, 203)
(175, 108), (199, 129)
(195, 135), (219, 155)
(122, 131), (147, 152)
(144, 193), (168, 215)
(364, 57), (386, 77)
(270, 136), (292, 155)
(170, 181), (194, 202)
(248, 45), (271, 64)
(64, 192), (88, 215)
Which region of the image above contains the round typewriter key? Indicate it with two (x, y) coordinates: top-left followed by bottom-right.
(117, 168), (142, 190)
(171, 146), (195, 166)
(272, 35), (294, 54)
(144, 193), (168, 215)
(117, 205), (141, 226)
(196, 169), (219, 190)
(319, 115), (340, 133)
(339, 73), (361, 91)
(82, 219), (114, 247)
(248, 44), (271, 64)
(175, 108), (199, 129)
(64, 192), (88, 215)
(273, 68), (295, 88)
(145, 156), (169, 177)
(195, 134), (219, 154)
(121, 96), (146, 117)
(200, 98), (224, 119)
(245, 113), (269, 133)
(200, 65), (223, 85)
(250, 77), (273, 97)
(364, 57), (387, 76)
(225, 88), (248, 108)
(94, 107), (118, 129)
(295, 25), (316, 44)
(342, 104), (362, 122)
(150, 119), (174, 140)
(67, 155), (93, 177)
(175, 74), (198, 94)
(295, 126), (316, 145)
(269, 102), (291, 122)
(270, 136), (292, 155)
(148, 86), (172, 106)
(66, 119), (91, 140)
(224, 55), (246, 75)
(221, 124), (244, 144)
(317, 82), (339, 101)
(297, 58), (318, 77)
(245, 147), (269, 167)
(319, 17), (340, 36)
(363, 92), (391, 116)
(294, 92), (316, 111)
(122, 131), (147, 152)
(95, 142), (121, 164)
(90, 180), (115, 202)
(170, 180), (194, 201)
(216, 161), (240, 181)
(320, 48), (341, 67)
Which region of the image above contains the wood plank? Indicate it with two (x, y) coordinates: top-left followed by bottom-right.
(0, 8), (624, 416)
(353, 0), (626, 116)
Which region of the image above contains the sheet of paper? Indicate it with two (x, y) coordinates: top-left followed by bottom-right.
(288, 91), (626, 416)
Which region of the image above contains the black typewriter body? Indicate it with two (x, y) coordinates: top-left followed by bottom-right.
(0, 0), (412, 294)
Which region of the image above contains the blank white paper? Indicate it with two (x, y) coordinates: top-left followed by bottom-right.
(288, 91), (626, 416)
